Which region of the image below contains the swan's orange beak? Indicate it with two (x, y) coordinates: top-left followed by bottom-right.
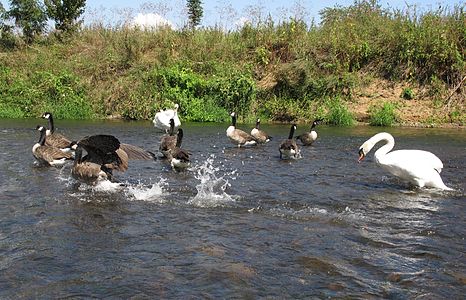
(358, 149), (365, 163)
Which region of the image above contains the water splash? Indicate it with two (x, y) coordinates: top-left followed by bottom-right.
(127, 178), (167, 202)
(93, 180), (125, 192)
(188, 156), (236, 208)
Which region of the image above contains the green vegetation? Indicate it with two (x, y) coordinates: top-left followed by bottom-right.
(401, 88), (414, 100)
(0, 0), (464, 126)
(369, 102), (398, 126)
(325, 98), (354, 126)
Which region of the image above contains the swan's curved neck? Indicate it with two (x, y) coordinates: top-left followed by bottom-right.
(370, 132), (395, 161)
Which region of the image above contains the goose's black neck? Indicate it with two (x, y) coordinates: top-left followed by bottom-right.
(169, 119), (175, 136)
(74, 146), (83, 164)
(255, 119), (260, 129)
(288, 125), (296, 139)
(38, 128), (47, 146)
(231, 114), (237, 127)
(176, 129), (184, 147)
(48, 115), (55, 133)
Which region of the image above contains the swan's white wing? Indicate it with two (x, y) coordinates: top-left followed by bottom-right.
(173, 114), (181, 128)
(377, 149), (451, 189)
(152, 109), (181, 131)
(153, 110), (172, 131)
(377, 150), (444, 185)
(385, 150), (443, 173)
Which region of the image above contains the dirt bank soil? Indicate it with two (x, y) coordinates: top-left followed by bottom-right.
(348, 79), (465, 128)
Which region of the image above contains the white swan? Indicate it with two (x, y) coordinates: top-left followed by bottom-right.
(358, 132), (452, 190)
(153, 104), (181, 132)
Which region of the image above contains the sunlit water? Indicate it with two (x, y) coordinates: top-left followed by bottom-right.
(0, 119), (464, 298)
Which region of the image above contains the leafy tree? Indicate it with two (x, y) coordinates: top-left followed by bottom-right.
(8, 0), (47, 43)
(45, 0), (86, 34)
(0, 3), (15, 48)
(186, 0), (203, 29)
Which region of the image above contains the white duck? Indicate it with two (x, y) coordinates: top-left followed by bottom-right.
(153, 104), (181, 132)
(358, 132), (452, 190)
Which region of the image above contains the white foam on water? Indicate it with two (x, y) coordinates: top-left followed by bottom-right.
(93, 180), (125, 192)
(126, 178), (167, 203)
(188, 156), (237, 208)
(269, 206), (329, 220)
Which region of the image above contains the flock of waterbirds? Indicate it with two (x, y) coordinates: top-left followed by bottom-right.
(32, 105), (453, 191)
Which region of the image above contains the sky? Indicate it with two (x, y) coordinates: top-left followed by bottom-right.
(2, 0), (463, 29)
(81, 0), (463, 29)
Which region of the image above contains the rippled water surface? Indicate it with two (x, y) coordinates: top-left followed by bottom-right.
(0, 119), (465, 298)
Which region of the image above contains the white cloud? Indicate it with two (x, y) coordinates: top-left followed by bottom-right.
(131, 13), (174, 30)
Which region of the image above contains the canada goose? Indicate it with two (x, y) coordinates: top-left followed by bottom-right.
(70, 135), (156, 184)
(159, 118), (177, 158)
(296, 119), (322, 146)
(32, 125), (73, 166)
(70, 135), (127, 184)
(226, 112), (257, 147)
(251, 118), (272, 143)
(358, 132), (452, 190)
(153, 104), (181, 132)
(170, 128), (191, 170)
(42, 112), (72, 151)
(279, 124), (300, 159)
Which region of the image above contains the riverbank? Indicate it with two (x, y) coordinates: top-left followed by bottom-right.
(0, 2), (464, 127)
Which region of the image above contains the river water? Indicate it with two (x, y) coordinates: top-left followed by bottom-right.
(0, 119), (464, 298)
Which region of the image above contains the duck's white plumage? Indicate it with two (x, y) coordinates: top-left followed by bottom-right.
(358, 132), (452, 190)
(153, 104), (181, 132)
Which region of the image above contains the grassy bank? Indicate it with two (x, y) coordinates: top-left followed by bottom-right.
(0, 1), (464, 126)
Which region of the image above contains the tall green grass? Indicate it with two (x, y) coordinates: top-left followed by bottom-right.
(369, 102), (398, 126)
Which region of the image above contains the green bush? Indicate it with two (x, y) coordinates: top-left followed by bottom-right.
(369, 102), (398, 126)
(35, 72), (94, 119)
(143, 65), (254, 122)
(0, 67), (93, 119)
(325, 98), (354, 126)
(0, 104), (26, 118)
(401, 87), (414, 100)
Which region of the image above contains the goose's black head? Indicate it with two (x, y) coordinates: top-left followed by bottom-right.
(69, 141), (78, 151)
(312, 119), (323, 129)
(42, 112), (52, 119)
